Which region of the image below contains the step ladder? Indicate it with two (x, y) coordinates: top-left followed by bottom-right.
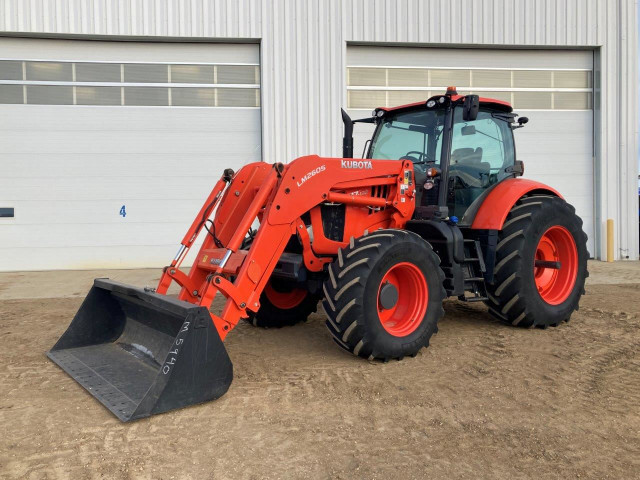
(459, 239), (489, 302)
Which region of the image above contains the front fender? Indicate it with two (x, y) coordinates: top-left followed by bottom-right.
(470, 178), (562, 230)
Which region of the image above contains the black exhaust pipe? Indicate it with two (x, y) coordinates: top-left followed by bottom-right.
(341, 108), (353, 158)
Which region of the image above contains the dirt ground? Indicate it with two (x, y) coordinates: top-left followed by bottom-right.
(1, 263), (639, 479)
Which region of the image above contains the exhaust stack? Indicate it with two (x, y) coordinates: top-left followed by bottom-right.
(341, 108), (354, 158)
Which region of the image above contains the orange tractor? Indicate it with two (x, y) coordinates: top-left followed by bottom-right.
(49, 88), (588, 421)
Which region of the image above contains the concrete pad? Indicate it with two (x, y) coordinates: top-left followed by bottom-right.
(0, 260), (637, 300)
(584, 260), (640, 284)
(0, 268), (181, 300)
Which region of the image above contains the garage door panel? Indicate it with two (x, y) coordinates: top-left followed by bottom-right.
(347, 46), (593, 70)
(1, 133), (258, 155)
(0, 106), (261, 133)
(524, 174), (593, 194)
(514, 111), (592, 130)
(1, 38), (259, 64)
(0, 38), (261, 271)
(0, 222), (201, 249)
(518, 157), (593, 175)
(517, 128), (592, 146)
(515, 137), (592, 156)
(0, 123), (261, 144)
(0, 176), (220, 201)
(0, 245), (182, 271)
(3, 153), (259, 179)
(515, 113), (593, 159)
(0, 106), (260, 133)
(0, 112), (261, 156)
(2, 199), (214, 225)
(348, 46), (595, 255)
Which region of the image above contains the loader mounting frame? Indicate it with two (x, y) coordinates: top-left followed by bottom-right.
(156, 156), (417, 340)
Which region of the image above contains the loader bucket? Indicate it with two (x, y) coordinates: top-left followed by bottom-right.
(47, 279), (233, 422)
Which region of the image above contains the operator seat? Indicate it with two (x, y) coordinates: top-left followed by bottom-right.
(450, 147), (489, 188)
(449, 147), (492, 218)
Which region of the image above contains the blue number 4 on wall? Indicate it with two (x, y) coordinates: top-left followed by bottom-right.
(120, 205), (127, 218)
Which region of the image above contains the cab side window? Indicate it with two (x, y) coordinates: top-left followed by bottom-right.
(448, 108), (515, 218)
(450, 109), (515, 180)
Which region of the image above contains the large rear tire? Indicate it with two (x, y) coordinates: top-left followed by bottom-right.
(322, 229), (445, 360)
(484, 195), (589, 328)
(247, 279), (320, 328)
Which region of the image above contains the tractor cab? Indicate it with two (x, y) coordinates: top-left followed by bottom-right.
(359, 88), (527, 223)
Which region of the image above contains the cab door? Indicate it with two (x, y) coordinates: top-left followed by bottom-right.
(447, 108), (515, 219)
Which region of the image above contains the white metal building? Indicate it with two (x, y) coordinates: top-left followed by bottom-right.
(0, 0), (637, 271)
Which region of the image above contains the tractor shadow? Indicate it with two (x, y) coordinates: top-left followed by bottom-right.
(441, 299), (504, 328)
(225, 299), (512, 367)
(222, 304), (352, 364)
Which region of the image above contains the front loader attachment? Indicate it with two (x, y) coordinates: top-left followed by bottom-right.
(47, 279), (232, 422)
(47, 158), (412, 421)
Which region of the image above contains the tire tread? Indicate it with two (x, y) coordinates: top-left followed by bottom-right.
(322, 229), (446, 360)
(485, 195), (589, 328)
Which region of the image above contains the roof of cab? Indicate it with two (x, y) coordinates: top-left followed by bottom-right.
(375, 94), (513, 115)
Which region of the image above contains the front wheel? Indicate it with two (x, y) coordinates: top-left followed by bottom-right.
(247, 279), (320, 328)
(322, 229), (446, 361)
(485, 195), (589, 328)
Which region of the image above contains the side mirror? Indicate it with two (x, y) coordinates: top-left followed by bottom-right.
(462, 95), (480, 121)
(461, 125), (476, 136)
(512, 116), (529, 130)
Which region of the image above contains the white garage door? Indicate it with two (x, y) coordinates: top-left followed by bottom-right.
(347, 46), (594, 255)
(0, 38), (261, 271)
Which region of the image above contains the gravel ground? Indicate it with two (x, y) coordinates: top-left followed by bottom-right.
(0, 262), (639, 479)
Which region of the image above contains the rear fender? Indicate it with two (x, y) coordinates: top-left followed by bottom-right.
(470, 178), (562, 230)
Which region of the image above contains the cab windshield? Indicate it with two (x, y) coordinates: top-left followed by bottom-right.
(368, 109), (446, 167)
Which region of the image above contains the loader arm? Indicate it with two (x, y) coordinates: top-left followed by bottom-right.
(48, 156), (416, 422)
(159, 155), (417, 340)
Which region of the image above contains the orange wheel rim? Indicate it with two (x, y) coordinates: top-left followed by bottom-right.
(534, 226), (578, 305)
(264, 282), (307, 310)
(377, 262), (428, 337)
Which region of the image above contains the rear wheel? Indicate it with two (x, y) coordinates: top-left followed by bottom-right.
(323, 229), (445, 360)
(485, 195), (589, 328)
(247, 278), (320, 328)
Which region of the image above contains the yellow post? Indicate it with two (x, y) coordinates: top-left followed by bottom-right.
(606, 219), (614, 262)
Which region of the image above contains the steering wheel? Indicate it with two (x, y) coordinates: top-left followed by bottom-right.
(399, 151), (426, 163)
